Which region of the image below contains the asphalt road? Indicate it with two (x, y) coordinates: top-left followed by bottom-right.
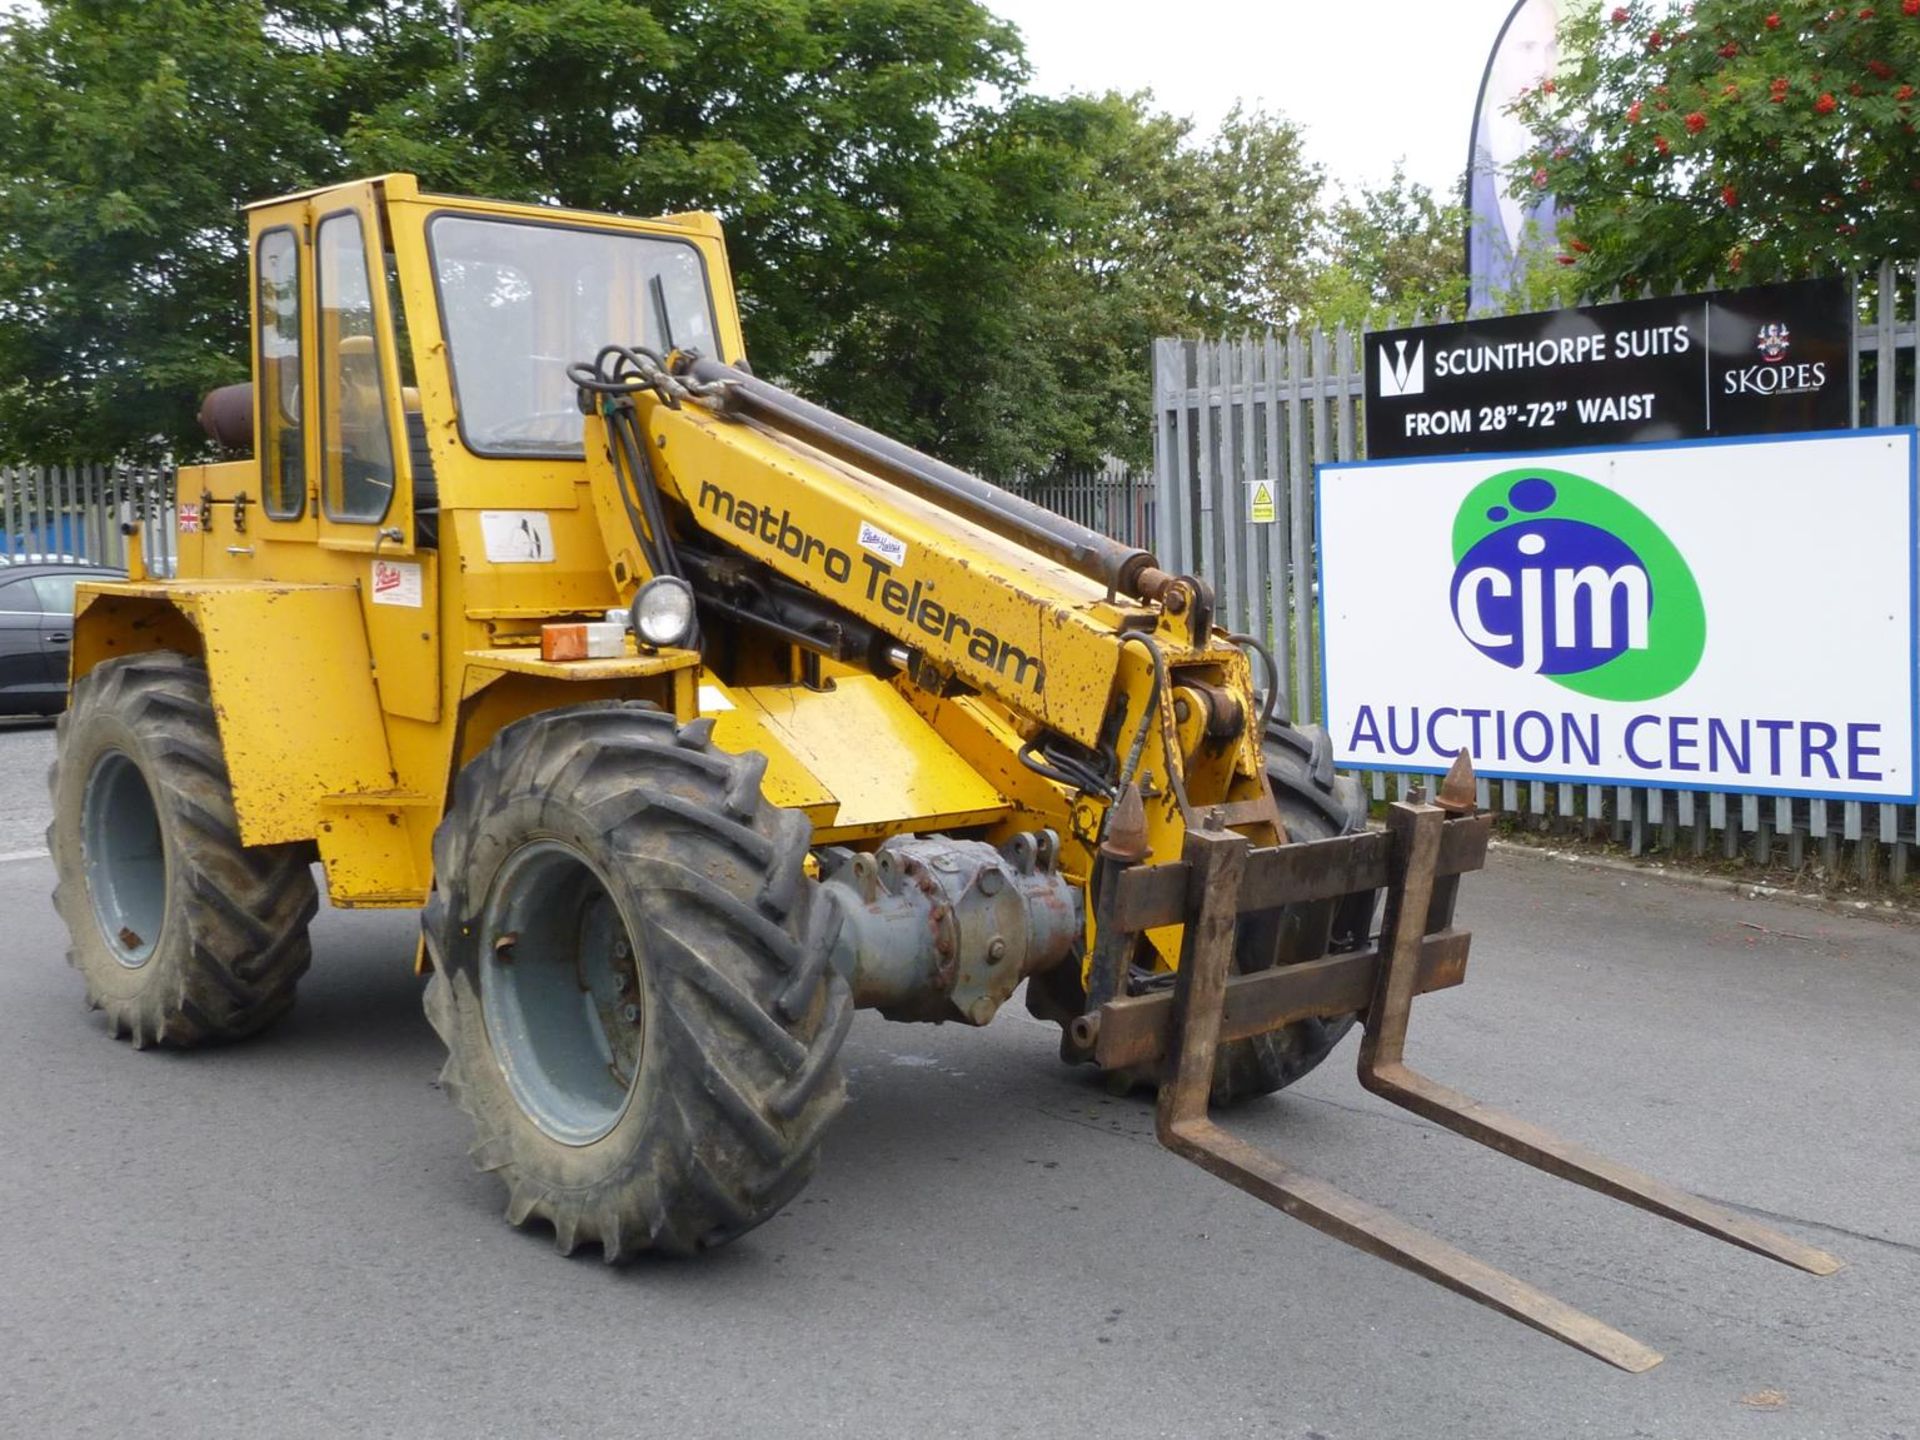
(1, 717), (1916, 1439)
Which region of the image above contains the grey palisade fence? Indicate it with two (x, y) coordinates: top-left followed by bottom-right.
(1153, 262), (1919, 882)
(0, 462), (177, 576)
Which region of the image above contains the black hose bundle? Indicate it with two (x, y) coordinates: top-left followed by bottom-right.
(567, 344), (705, 647)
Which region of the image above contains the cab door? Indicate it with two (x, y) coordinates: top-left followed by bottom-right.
(250, 201), (316, 543)
(307, 180), (440, 722)
(309, 182), (421, 556)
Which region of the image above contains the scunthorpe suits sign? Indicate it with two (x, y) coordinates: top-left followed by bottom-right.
(1318, 429), (1918, 802)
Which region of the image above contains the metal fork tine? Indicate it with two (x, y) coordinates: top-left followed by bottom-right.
(1358, 1063), (1843, 1276)
(1161, 1115), (1665, 1372)
(1157, 825), (1665, 1373)
(1361, 798), (1842, 1279)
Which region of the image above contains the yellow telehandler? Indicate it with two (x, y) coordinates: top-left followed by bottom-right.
(47, 175), (1837, 1369)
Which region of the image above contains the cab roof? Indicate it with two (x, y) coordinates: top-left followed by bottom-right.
(242, 173), (718, 236)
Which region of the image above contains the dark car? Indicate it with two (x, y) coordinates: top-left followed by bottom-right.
(0, 562), (125, 715)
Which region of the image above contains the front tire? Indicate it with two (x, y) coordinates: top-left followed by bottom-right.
(48, 652), (318, 1048)
(422, 703), (850, 1259)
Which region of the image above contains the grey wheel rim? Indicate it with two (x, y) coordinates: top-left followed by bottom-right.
(82, 750), (166, 968)
(480, 841), (643, 1146)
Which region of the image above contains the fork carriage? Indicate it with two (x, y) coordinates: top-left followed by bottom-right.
(1087, 755), (1841, 1372)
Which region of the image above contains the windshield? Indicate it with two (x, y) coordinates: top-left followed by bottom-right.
(429, 215), (722, 456)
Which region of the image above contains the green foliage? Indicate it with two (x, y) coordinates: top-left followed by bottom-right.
(0, 1), (344, 458)
(1515, 0), (1920, 293)
(1310, 167), (1469, 327)
(0, 0), (1464, 470)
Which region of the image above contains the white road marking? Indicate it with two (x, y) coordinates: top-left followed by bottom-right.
(0, 848), (50, 864)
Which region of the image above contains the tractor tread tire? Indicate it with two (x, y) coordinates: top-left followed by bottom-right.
(422, 702), (849, 1260)
(1028, 719), (1373, 1104)
(1211, 719), (1371, 1104)
(48, 652), (318, 1048)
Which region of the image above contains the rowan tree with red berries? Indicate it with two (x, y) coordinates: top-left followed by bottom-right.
(1513, 1), (1920, 291)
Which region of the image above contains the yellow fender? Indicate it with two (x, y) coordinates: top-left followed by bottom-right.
(73, 581), (396, 849)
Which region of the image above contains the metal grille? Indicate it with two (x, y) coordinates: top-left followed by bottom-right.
(994, 461), (1155, 550)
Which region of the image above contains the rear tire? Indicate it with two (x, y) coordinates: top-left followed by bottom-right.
(422, 703), (850, 1259)
(47, 652), (318, 1048)
(1209, 721), (1374, 1104)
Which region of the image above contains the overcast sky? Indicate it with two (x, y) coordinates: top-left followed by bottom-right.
(985, 0), (1527, 198)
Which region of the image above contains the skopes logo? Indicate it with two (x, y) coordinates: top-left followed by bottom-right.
(1726, 320), (1825, 396)
(1448, 467), (1706, 702)
(1378, 339), (1425, 397)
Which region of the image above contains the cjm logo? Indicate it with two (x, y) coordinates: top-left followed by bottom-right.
(1448, 470), (1706, 703)
(1454, 529), (1650, 675)
(1378, 340), (1425, 398)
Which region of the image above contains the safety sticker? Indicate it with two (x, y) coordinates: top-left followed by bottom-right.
(371, 559), (423, 608)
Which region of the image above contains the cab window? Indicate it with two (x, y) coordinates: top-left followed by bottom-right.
(256, 228), (304, 518)
(428, 215), (720, 458)
(316, 211), (396, 523)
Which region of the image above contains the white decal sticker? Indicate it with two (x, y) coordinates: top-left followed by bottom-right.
(370, 559), (423, 608)
(857, 521), (907, 567)
(697, 684), (735, 713)
(480, 510), (555, 563)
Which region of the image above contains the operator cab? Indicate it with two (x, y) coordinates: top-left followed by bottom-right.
(185, 174), (742, 573)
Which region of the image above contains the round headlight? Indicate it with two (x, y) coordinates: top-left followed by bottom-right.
(631, 575), (696, 648)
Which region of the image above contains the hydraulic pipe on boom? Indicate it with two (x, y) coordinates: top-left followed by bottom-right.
(680, 354), (1168, 601)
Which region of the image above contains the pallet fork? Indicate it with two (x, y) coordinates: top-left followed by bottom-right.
(1084, 755), (1841, 1371)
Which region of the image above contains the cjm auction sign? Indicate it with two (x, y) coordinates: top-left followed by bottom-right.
(1365, 279), (1850, 459)
(1318, 429), (1918, 801)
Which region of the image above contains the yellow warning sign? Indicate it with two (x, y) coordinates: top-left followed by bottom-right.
(1248, 480), (1277, 524)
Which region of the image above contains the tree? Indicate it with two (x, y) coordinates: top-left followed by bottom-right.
(0, 0), (1034, 462)
(0, 1), (360, 459)
(0, 1), (1400, 473)
(364, 1), (1028, 408)
(1513, 1), (1920, 293)
(1054, 100), (1325, 335)
(1310, 167), (1468, 327)
(890, 93), (1332, 471)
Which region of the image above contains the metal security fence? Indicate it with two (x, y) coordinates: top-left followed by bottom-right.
(998, 461), (1155, 550)
(0, 462), (176, 576)
(1153, 262), (1920, 883)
